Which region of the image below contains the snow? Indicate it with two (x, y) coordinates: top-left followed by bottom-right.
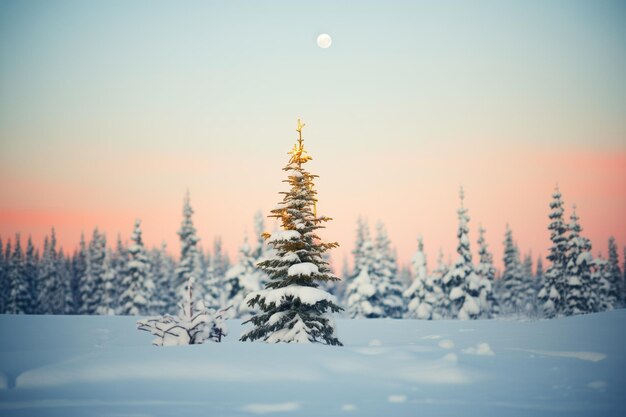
(438, 339), (455, 349)
(512, 348), (606, 362)
(246, 285), (336, 306)
(241, 402), (300, 414)
(387, 394), (407, 403)
(449, 286), (464, 300)
(287, 262), (319, 277)
(0, 311), (625, 416)
(462, 342), (495, 356)
(266, 230), (300, 243)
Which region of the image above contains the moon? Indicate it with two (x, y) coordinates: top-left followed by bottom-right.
(316, 33), (332, 49)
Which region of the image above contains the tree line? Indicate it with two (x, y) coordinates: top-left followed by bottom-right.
(1, 187), (624, 320)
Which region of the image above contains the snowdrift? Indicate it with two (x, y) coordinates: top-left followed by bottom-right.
(0, 311), (625, 416)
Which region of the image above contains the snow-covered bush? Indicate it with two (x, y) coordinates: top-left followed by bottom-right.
(137, 277), (228, 346)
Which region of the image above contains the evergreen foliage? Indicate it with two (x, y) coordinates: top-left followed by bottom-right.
(241, 121), (343, 345)
(441, 188), (482, 320)
(538, 186), (568, 317)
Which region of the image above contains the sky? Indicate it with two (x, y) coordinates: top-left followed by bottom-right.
(1, 0), (625, 272)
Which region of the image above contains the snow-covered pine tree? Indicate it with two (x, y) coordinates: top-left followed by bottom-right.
(0, 238), (6, 313)
(57, 248), (74, 314)
(475, 226), (499, 318)
(537, 185), (568, 318)
(212, 236), (230, 280)
(150, 243), (177, 315)
(562, 206), (594, 315)
(176, 192), (207, 302)
(345, 239), (383, 318)
(498, 226), (534, 316)
(623, 247), (626, 305)
(70, 234), (88, 314)
(23, 236), (39, 314)
(607, 237), (622, 308)
(137, 276), (228, 346)
(592, 255), (614, 311)
(38, 229), (67, 314)
(441, 188), (482, 320)
(96, 250), (118, 315)
(81, 229), (107, 314)
(351, 217), (370, 279)
(119, 220), (154, 315)
(373, 222), (403, 318)
(404, 236), (444, 319)
(522, 253), (533, 282)
(5, 234), (31, 314)
(240, 120), (342, 345)
(222, 236), (264, 319)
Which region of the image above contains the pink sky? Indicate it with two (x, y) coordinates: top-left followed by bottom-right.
(1, 145), (624, 274)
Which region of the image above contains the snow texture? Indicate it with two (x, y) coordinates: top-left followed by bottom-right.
(0, 311), (625, 416)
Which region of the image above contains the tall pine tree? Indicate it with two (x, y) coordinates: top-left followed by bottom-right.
(241, 120), (342, 345)
(119, 220), (154, 315)
(538, 185), (568, 317)
(475, 226), (499, 317)
(176, 192), (206, 302)
(6, 234), (31, 314)
(373, 222), (403, 318)
(563, 206), (593, 315)
(441, 188), (481, 320)
(607, 237), (622, 308)
(38, 229), (67, 314)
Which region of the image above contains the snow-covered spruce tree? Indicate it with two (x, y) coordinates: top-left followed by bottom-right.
(475, 226), (499, 318)
(96, 250), (118, 315)
(622, 246), (626, 305)
(38, 229), (67, 314)
(6, 234), (31, 314)
(212, 236), (230, 281)
(350, 217), (371, 279)
(176, 192), (209, 303)
(562, 206), (593, 315)
(607, 237), (622, 308)
(592, 255), (614, 311)
(0, 238), (6, 313)
(404, 236), (444, 319)
(70, 234), (88, 314)
(535, 256), (544, 296)
(373, 222), (403, 318)
(345, 239), (383, 318)
(138, 276), (228, 346)
(82, 229), (107, 314)
(119, 220), (154, 315)
(537, 186), (568, 318)
(241, 120), (342, 345)
(498, 226), (534, 316)
(222, 236), (265, 319)
(441, 188), (482, 320)
(150, 243), (177, 315)
(24, 236), (39, 314)
(57, 249), (75, 314)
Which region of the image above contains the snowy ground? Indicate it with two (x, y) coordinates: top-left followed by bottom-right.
(0, 311), (625, 417)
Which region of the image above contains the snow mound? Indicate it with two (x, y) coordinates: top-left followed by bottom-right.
(388, 395), (407, 403)
(241, 402), (301, 414)
(462, 342), (495, 356)
(438, 339), (455, 349)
